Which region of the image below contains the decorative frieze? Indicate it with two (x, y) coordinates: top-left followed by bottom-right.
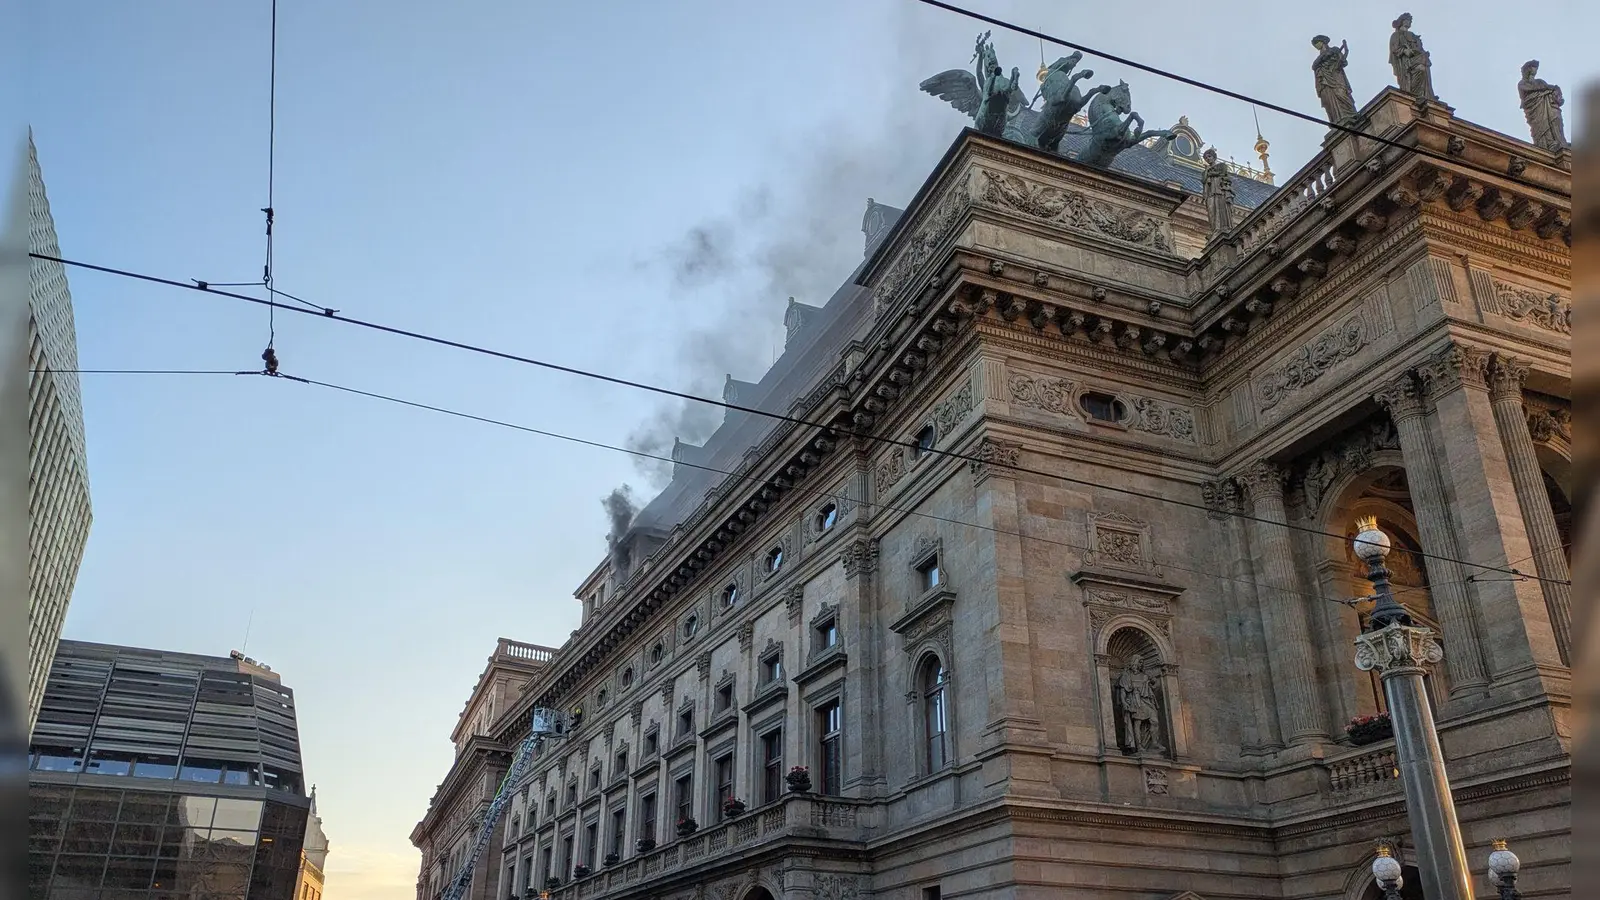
(1085, 512), (1155, 574)
(1485, 280), (1571, 335)
(1293, 417), (1401, 518)
(871, 181), (972, 317)
(875, 447), (908, 491)
(1200, 478), (1244, 520)
(976, 168), (1173, 252)
(1417, 342), (1491, 396)
(840, 539), (879, 579)
(1008, 373), (1077, 414)
(1128, 396), (1196, 443)
(1255, 314), (1368, 411)
(968, 437), (1022, 482)
(1526, 406), (1572, 444)
(932, 379), (975, 438)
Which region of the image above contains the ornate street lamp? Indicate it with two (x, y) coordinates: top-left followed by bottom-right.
(1487, 839), (1522, 900)
(1371, 845), (1405, 900)
(1351, 516), (1473, 900)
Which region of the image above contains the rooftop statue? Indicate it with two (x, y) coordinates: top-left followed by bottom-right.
(1076, 81), (1172, 168)
(1310, 35), (1358, 125)
(920, 31), (1028, 139)
(1201, 147), (1236, 236)
(1388, 13), (1436, 100)
(1518, 60), (1569, 153)
(1030, 52), (1110, 153)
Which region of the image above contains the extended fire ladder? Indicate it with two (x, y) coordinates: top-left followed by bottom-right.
(441, 709), (571, 900)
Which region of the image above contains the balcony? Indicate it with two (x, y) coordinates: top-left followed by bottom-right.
(1325, 740), (1400, 798)
(544, 794), (870, 898)
(497, 639), (557, 664)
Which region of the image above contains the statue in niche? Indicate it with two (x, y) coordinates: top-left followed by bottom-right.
(1310, 35), (1358, 125)
(1115, 654), (1166, 754)
(1518, 60), (1569, 152)
(1029, 52), (1108, 153)
(1201, 147), (1236, 236)
(920, 31), (1028, 139)
(1077, 82), (1173, 168)
(1388, 13), (1436, 100)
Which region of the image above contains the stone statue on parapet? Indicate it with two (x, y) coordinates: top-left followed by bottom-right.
(1310, 35), (1358, 125)
(1518, 60), (1569, 153)
(1388, 13), (1436, 100)
(919, 31), (1028, 139)
(1076, 81), (1172, 168)
(1029, 52), (1109, 153)
(1201, 147), (1236, 236)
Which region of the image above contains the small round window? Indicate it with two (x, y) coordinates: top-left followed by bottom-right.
(1079, 391), (1126, 423)
(914, 424), (936, 457)
(766, 546), (784, 573)
(721, 583), (739, 608)
(817, 503), (838, 532)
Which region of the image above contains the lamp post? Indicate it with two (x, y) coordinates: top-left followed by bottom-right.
(1371, 845), (1404, 900)
(1350, 516), (1473, 900)
(1487, 839), (1522, 900)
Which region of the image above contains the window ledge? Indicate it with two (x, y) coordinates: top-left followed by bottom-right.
(742, 681), (787, 715)
(698, 710), (738, 741)
(889, 587), (957, 637)
(793, 647), (847, 687)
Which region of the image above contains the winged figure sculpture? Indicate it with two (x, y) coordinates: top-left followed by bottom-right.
(920, 31), (1034, 140)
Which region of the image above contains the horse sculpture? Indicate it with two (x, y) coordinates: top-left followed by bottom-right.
(1077, 81), (1173, 168)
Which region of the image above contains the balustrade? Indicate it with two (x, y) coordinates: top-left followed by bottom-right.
(1234, 153), (1338, 254)
(1327, 742), (1401, 794)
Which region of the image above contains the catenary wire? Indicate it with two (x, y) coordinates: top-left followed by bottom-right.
(33, 250), (1570, 588)
(908, 0), (1573, 199)
(263, 0), (279, 346)
(54, 363), (1362, 608)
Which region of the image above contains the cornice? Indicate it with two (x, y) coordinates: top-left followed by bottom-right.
(1418, 209), (1571, 278)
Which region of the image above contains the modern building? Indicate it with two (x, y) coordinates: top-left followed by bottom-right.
(468, 54), (1567, 900)
(295, 788), (330, 900)
(28, 641), (312, 900)
(412, 638), (556, 900)
(25, 130), (93, 738)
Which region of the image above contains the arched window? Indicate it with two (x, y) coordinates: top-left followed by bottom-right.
(921, 656), (950, 772)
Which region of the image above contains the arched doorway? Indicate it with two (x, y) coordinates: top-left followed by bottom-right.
(740, 889), (776, 900)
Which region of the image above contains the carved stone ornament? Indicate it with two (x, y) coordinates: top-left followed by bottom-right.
(1372, 372), (1426, 422)
(933, 380), (975, 438)
(872, 183), (972, 318)
(1354, 622), (1445, 673)
(1128, 396), (1197, 443)
(1293, 417), (1400, 517)
(1084, 590), (1173, 639)
(1086, 512), (1153, 573)
(1485, 281), (1572, 335)
(1417, 342), (1490, 396)
(1526, 406), (1572, 444)
(809, 873), (863, 900)
(1143, 766), (1170, 795)
(1200, 478), (1244, 519)
(876, 447), (908, 491)
(1008, 373), (1077, 415)
(969, 436), (1022, 482)
(1486, 352), (1529, 401)
(1256, 315), (1367, 410)
(840, 538), (880, 579)
(785, 585), (804, 623)
(737, 620), (755, 652)
(695, 651), (712, 681)
(977, 168), (1173, 251)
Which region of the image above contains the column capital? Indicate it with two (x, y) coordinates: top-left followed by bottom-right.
(969, 436), (1022, 483)
(1373, 372), (1427, 421)
(1486, 352), (1529, 402)
(1240, 460), (1288, 499)
(1416, 342), (1490, 397)
(1354, 622), (1445, 675)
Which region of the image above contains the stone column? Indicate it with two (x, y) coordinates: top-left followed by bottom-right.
(840, 537), (884, 796)
(1373, 373), (1490, 691)
(1417, 343), (1563, 678)
(1487, 354), (1574, 664)
(1241, 461), (1327, 744)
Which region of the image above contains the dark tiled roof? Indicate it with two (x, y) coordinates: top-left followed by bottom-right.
(1054, 128), (1277, 209)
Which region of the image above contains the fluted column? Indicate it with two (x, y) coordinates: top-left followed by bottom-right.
(1242, 461), (1327, 744)
(1487, 354), (1573, 664)
(1373, 373), (1490, 691)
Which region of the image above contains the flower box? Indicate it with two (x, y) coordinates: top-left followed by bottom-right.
(721, 797), (747, 817)
(635, 837), (656, 852)
(675, 818), (699, 836)
(785, 766), (812, 793)
(603, 852), (619, 867)
(1347, 712), (1394, 745)
(572, 864), (592, 879)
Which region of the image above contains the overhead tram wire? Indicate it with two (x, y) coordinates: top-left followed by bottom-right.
(35, 252), (1570, 590)
(262, 0), (279, 352)
(908, 0), (1573, 200)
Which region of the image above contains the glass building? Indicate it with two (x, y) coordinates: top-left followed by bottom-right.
(28, 641), (312, 900)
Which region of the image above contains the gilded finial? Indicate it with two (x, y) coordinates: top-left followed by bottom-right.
(1356, 514), (1380, 533)
(1375, 845), (1394, 857)
(1493, 839), (1509, 851)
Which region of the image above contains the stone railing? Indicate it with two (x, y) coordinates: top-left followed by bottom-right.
(1233, 152), (1337, 254)
(1327, 741), (1400, 795)
(498, 639), (557, 664)
(545, 795), (867, 898)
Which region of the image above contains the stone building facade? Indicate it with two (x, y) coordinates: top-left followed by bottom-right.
(477, 85), (1570, 900)
(413, 639), (556, 900)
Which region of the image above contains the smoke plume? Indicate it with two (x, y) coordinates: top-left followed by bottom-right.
(602, 486), (638, 572)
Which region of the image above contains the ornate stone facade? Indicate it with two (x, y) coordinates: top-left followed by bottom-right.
(452, 83), (1569, 900)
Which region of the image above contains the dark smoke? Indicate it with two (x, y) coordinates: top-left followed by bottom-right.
(622, 10), (965, 493)
(602, 486), (638, 572)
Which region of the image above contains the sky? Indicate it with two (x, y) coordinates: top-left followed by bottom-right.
(23, 1), (1588, 898)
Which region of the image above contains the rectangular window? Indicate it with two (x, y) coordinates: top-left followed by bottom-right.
(816, 617), (839, 652)
(638, 793), (657, 842)
(918, 555), (942, 591)
(715, 682), (734, 714)
(583, 823), (598, 868)
(818, 700), (843, 796)
(674, 774), (694, 826)
(922, 887), (942, 900)
(505, 863), (516, 899)
(560, 834), (574, 878)
(761, 655), (783, 684)
(677, 706), (694, 739)
(566, 781), (577, 806)
(614, 748), (629, 779)
(609, 807), (627, 857)
(539, 847), (552, 885)
(644, 730), (659, 758)
(761, 729), (784, 804)
(713, 753), (735, 822)
(588, 766), (601, 793)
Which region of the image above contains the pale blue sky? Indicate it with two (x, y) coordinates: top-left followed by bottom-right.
(26, 1), (1584, 897)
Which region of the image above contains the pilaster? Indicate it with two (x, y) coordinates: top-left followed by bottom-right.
(1241, 461), (1327, 744)
(1485, 354), (1573, 666)
(1372, 372), (1490, 694)
(1415, 342), (1564, 684)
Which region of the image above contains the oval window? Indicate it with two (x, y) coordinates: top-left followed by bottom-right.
(1079, 391), (1126, 423)
(817, 503), (838, 532)
(766, 547), (784, 573)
